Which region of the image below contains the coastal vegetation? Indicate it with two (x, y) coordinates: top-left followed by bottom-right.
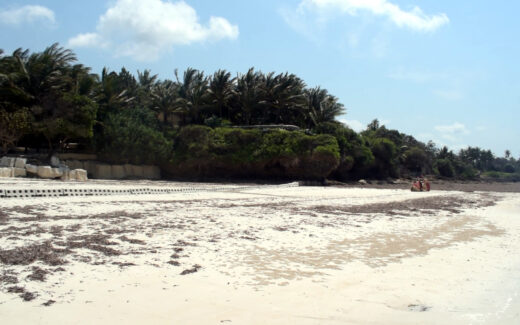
(1, 44), (519, 181)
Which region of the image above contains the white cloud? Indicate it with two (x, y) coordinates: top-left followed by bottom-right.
(434, 122), (469, 135)
(68, 0), (239, 61)
(68, 33), (107, 48)
(299, 0), (449, 32)
(0, 5), (55, 26)
(340, 118), (365, 132)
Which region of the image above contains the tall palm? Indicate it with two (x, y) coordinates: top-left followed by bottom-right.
(260, 72), (306, 125)
(0, 48), (34, 107)
(175, 68), (209, 125)
(96, 68), (134, 120)
(305, 87), (345, 128)
(24, 43), (77, 106)
(137, 69), (158, 108)
(234, 68), (263, 125)
(208, 69), (235, 120)
(151, 79), (181, 128)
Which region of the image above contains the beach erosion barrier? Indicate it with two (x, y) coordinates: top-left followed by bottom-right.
(0, 182), (299, 199)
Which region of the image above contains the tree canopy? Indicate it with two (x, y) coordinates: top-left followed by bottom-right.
(1, 44), (518, 181)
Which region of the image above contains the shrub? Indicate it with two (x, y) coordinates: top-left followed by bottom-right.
(164, 126), (340, 180)
(403, 147), (427, 172)
(99, 108), (172, 165)
(436, 159), (455, 178)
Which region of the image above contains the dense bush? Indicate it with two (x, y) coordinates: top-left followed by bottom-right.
(164, 126), (340, 180)
(368, 137), (398, 178)
(313, 122), (374, 180)
(98, 108), (172, 165)
(435, 159), (455, 178)
(402, 147), (428, 173)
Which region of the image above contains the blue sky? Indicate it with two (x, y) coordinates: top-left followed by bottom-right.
(1, 0), (519, 157)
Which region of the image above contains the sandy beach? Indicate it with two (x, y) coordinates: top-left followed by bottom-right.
(1, 179), (519, 324)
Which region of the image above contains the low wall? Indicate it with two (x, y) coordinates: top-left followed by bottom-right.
(63, 160), (161, 180)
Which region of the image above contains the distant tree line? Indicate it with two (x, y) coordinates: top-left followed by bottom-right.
(1, 44), (518, 181)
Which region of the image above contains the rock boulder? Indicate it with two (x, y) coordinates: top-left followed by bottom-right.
(14, 158), (27, 169)
(13, 168), (26, 177)
(0, 167), (14, 177)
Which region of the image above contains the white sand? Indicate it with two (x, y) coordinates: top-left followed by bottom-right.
(0, 180), (519, 324)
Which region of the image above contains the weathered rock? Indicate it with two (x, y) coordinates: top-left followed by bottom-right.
(61, 169), (73, 181)
(14, 158), (27, 169)
(142, 165), (160, 179)
(50, 156), (61, 167)
(52, 168), (65, 178)
(93, 164), (112, 179)
(358, 179), (368, 185)
(0, 157), (15, 167)
(75, 169), (88, 181)
(13, 168), (26, 177)
(112, 165), (126, 179)
(37, 166), (54, 179)
(25, 164), (38, 174)
(0, 167), (14, 177)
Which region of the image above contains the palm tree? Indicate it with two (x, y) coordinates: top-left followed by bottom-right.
(137, 69), (158, 108)
(208, 69), (235, 120)
(95, 68), (134, 119)
(305, 87), (345, 128)
(175, 68), (209, 125)
(234, 68), (263, 125)
(260, 72), (306, 125)
(0, 48), (34, 107)
(151, 79), (181, 128)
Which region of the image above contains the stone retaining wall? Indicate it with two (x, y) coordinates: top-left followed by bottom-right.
(0, 156), (161, 181)
(63, 160), (161, 180)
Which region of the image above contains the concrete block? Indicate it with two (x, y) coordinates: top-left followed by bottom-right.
(92, 164), (112, 179)
(0, 167), (14, 177)
(14, 158), (27, 169)
(75, 169), (88, 181)
(112, 165), (126, 179)
(142, 165), (161, 179)
(130, 165), (144, 178)
(82, 161), (96, 177)
(13, 167), (26, 177)
(123, 164), (133, 176)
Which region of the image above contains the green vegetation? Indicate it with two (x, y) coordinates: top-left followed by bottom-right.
(1, 43), (518, 181)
